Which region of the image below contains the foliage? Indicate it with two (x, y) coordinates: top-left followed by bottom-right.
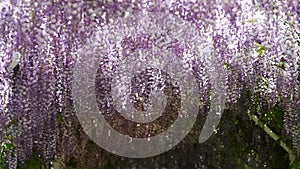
(17, 153), (46, 169)
(0, 133), (15, 169)
(0, 0), (299, 168)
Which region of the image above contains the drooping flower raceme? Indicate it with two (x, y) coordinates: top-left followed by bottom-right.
(0, 0), (299, 167)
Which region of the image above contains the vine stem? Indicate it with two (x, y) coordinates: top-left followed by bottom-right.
(250, 114), (296, 165)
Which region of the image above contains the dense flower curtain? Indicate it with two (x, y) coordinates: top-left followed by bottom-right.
(0, 0), (299, 168)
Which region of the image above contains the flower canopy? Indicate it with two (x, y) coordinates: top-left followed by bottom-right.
(0, 0), (299, 168)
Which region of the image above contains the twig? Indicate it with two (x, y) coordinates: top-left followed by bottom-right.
(250, 114), (296, 165)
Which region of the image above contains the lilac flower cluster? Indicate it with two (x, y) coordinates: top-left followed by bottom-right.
(0, 0), (299, 168)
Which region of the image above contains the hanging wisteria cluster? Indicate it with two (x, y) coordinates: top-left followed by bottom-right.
(0, 0), (299, 168)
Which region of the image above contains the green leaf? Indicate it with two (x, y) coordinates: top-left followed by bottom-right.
(57, 113), (63, 124)
(1, 142), (15, 152)
(290, 161), (300, 169)
(278, 60), (286, 70)
(224, 62), (231, 70)
(256, 43), (266, 56)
